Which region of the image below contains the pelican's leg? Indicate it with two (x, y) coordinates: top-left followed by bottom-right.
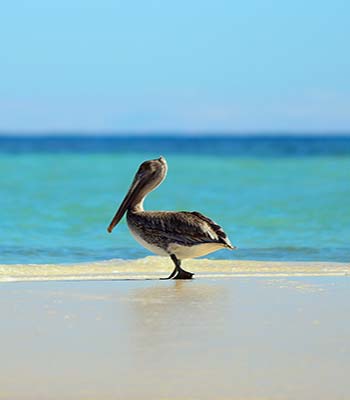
(160, 254), (177, 279)
(161, 254), (194, 280)
(160, 254), (178, 279)
(171, 254), (194, 280)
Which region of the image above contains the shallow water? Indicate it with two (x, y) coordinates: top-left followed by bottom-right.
(0, 136), (349, 264)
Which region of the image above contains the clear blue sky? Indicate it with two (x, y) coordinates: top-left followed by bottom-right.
(1, 0), (349, 134)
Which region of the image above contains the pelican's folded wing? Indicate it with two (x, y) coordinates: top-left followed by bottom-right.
(130, 211), (233, 248)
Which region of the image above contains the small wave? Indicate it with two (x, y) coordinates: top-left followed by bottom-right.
(0, 256), (349, 283)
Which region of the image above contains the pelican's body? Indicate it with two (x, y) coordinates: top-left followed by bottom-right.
(127, 210), (232, 259)
(108, 157), (235, 279)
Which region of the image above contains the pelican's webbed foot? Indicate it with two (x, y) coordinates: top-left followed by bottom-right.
(160, 254), (194, 280)
(161, 267), (178, 280)
(173, 267), (194, 280)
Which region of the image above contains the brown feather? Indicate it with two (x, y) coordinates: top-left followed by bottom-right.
(127, 210), (233, 250)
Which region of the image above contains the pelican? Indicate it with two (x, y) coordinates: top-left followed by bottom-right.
(107, 157), (235, 279)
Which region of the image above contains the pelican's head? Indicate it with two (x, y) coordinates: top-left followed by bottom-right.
(107, 156), (167, 233)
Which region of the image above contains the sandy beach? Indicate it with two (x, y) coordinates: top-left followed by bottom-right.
(2, 0), (350, 395)
(1, 274), (349, 400)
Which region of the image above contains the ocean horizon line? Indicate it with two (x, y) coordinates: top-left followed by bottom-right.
(1, 133), (350, 155)
(1, 131), (350, 139)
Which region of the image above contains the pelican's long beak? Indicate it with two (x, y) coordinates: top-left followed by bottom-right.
(107, 176), (144, 233)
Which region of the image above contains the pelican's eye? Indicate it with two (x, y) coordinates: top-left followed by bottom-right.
(138, 160), (160, 177)
(139, 162), (148, 172)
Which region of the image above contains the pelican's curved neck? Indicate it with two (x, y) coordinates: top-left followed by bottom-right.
(128, 168), (165, 213)
(129, 196), (145, 212)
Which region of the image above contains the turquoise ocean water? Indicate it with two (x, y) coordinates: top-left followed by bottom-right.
(0, 136), (349, 264)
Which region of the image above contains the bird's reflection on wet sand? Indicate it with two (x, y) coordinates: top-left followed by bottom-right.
(125, 280), (229, 345)
(116, 280), (232, 397)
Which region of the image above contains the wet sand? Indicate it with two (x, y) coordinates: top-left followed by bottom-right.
(1, 276), (349, 400)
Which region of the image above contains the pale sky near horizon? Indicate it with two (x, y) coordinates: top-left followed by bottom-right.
(1, 0), (349, 134)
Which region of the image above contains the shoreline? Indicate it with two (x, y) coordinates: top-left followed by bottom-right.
(1, 256), (349, 283)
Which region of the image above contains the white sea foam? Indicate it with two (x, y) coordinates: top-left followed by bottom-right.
(0, 256), (349, 282)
